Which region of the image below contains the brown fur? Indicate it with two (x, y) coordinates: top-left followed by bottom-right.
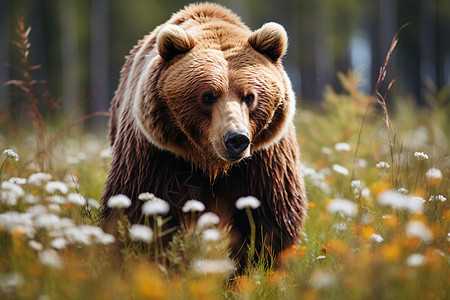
(101, 3), (307, 267)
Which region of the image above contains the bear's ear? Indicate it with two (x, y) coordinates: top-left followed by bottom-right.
(157, 25), (195, 61)
(248, 22), (288, 62)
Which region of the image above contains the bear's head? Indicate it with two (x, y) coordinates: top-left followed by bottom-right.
(134, 21), (295, 175)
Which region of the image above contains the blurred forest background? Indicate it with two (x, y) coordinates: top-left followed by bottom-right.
(0, 0), (449, 131)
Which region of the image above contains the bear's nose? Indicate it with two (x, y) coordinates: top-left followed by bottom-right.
(223, 131), (250, 158)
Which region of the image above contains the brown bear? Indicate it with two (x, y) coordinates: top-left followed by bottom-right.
(101, 3), (307, 267)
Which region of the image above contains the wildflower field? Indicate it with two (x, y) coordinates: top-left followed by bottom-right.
(0, 22), (449, 300)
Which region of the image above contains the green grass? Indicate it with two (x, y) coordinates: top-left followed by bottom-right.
(0, 70), (448, 300)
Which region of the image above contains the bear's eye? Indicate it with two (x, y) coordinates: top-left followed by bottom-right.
(201, 92), (217, 106)
(243, 93), (255, 105)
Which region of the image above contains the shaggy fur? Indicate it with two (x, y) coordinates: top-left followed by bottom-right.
(101, 3), (307, 266)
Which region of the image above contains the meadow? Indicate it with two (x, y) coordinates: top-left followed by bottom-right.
(0, 21), (449, 300)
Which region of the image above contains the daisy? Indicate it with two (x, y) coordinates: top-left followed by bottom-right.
(197, 212), (220, 229)
(202, 228), (221, 242)
(235, 196), (261, 210)
(141, 199), (170, 216)
(332, 164), (349, 176)
(45, 181), (69, 195)
(334, 142), (351, 151)
(129, 224), (153, 243)
(327, 198), (356, 216)
(107, 194), (132, 209)
(182, 199), (205, 213)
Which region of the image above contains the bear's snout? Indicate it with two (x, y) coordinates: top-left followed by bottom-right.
(223, 130), (250, 160)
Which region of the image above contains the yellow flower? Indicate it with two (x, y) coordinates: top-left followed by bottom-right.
(371, 180), (392, 196)
(189, 278), (218, 300)
(134, 265), (167, 299)
(361, 226), (375, 240)
(298, 246), (307, 258)
(381, 244), (401, 261)
(326, 239), (350, 258)
(280, 245), (305, 264)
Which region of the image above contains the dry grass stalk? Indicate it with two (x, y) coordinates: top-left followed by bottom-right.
(352, 23), (410, 186)
(3, 11), (110, 171)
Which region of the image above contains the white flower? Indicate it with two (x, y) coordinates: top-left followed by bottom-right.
(351, 180), (364, 190)
(414, 152), (428, 160)
(67, 193), (86, 206)
(24, 194), (38, 204)
(3, 149), (19, 161)
(315, 255), (326, 260)
(378, 189), (424, 213)
(197, 212), (220, 229)
(98, 233), (115, 245)
(0, 212), (34, 236)
(26, 205), (48, 216)
(48, 204), (61, 213)
(35, 213), (61, 230)
(429, 195), (446, 202)
(406, 253), (425, 267)
(376, 161), (390, 169)
(9, 177), (26, 185)
(129, 224), (153, 243)
(182, 200), (205, 213)
(351, 180), (365, 194)
(397, 188), (409, 194)
(334, 142), (351, 152)
(425, 168), (442, 180)
(321, 147), (333, 155)
(361, 188), (371, 198)
(357, 159), (368, 168)
(141, 199), (170, 216)
(333, 222), (348, 232)
(309, 270), (336, 289)
(28, 172), (52, 186)
(87, 198), (100, 209)
(138, 192), (159, 201)
(235, 196), (261, 210)
(107, 194), (132, 209)
(192, 259), (235, 275)
(369, 233), (384, 243)
(29, 240), (43, 251)
(0, 272), (24, 292)
(63, 225), (115, 246)
(327, 198), (356, 216)
(99, 148), (112, 158)
(1, 181), (25, 205)
(46, 195), (66, 204)
(332, 164), (349, 176)
(45, 181), (68, 195)
(202, 229), (221, 242)
(1, 181), (25, 197)
(51, 238), (67, 250)
(39, 249), (63, 269)
(406, 221), (432, 242)
(303, 167), (330, 193)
